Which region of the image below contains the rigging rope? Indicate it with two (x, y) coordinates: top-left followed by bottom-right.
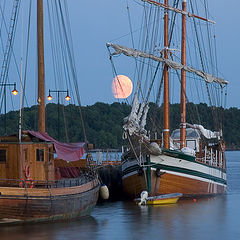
(46, 0), (88, 144)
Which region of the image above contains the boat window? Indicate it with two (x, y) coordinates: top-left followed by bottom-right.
(186, 140), (196, 150)
(36, 149), (44, 162)
(171, 128), (200, 139)
(186, 129), (200, 138)
(0, 149), (6, 163)
(171, 129), (180, 139)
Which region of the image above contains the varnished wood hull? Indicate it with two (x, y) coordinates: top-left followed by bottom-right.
(122, 152), (226, 199)
(0, 178), (99, 223)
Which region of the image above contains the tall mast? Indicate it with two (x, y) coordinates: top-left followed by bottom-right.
(180, 0), (187, 149)
(163, 0), (169, 149)
(37, 0), (45, 132)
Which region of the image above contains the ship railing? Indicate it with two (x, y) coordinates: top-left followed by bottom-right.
(88, 160), (122, 166)
(0, 175), (95, 189)
(196, 147), (224, 168)
(88, 149), (121, 165)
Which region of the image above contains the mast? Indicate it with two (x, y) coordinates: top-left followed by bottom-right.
(163, 0), (169, 149)
(180, 0), (187, 149)
(37, 0), (45, 132)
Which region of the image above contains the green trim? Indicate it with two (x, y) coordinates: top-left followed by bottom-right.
(122, 162), (226, 185)
(162, 148), (196, 161)
(146, 155), (151, 192)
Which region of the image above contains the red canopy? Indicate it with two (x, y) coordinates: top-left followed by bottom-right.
(27, 131), (85, 162)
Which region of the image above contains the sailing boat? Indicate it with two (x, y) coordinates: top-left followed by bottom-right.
(107, 0), (227, 198)
(0, 1), (99, 223)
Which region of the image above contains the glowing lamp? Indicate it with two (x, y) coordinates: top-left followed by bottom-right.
(65, 95), (70, 101)
(65, 90), (70, 101)
(12, 88), (18, 96)
(11, 83), (18, 95)
(47, 94), (53, 101)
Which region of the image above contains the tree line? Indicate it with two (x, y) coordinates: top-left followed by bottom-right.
(0, 102), (239, 150)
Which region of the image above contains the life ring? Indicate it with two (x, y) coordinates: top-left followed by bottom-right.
(25, 165), (31, 178)
(26, 177), (34, 189)
(137, 167), (144, 176)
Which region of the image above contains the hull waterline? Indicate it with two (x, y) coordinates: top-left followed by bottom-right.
(122, 152), (226, 199)
(0, 178), (100, 224)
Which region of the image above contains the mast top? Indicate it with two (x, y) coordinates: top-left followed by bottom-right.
(141, 0), (216, 24)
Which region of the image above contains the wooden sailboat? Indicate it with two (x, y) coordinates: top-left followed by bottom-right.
(107, 0), (227, 198)
(0, 0), (99, 223)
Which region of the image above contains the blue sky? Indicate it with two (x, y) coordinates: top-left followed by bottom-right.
(66, 0), (240, 108)
(1, 0), (239, 111)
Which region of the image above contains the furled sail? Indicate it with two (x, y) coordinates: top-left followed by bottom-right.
(186, 123), (221, 139)
(123, 89), (149, 137)
(139, 103), (149, 134)
(123, 92), (140, 135)
(106, 43), (228, 85)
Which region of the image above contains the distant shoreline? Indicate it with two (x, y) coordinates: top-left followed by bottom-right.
(226, 148), (240, 151)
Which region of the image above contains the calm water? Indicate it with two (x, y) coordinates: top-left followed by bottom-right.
(1, 151), (240, 240)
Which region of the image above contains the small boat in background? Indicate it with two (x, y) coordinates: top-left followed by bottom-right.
(135, 191), (182, 205)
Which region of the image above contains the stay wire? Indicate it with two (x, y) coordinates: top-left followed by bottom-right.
(58, 0), (88, 144)
(21, 0), (32, 130)
(0, 1), (22, 111)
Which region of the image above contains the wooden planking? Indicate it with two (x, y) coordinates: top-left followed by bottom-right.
(154, 172), (226, 196)
(54, 158), (87, 168)
(0, 182), (99, 221)
(123, 170), (226, 198)
(0, 144), (19, 179)
(0, 178), (99, 197)
(0, 142), (55, 182)
(25, 143), (53, 181)
(122, 174), (147, 199)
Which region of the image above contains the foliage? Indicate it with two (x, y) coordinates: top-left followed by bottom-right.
(0, 102), (239, 149)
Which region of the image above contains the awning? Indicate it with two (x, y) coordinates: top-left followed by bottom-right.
(27, 131), (85, 162)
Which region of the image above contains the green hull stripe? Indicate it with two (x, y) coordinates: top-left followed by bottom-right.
(162, 148), (195, 161)
(123, 163), (226, 185)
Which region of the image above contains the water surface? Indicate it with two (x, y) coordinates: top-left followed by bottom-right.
(0, 151), (239, 240)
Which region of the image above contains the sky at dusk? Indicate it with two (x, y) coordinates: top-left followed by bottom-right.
(63, 0), (240, 108)
(65, 0), (240, 109)
(1, 0), (240, 111)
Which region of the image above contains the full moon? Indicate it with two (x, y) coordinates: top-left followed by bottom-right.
(112, 75), (133, 99)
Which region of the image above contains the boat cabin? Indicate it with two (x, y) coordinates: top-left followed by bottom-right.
(0, 132), (55, 182)
(171, 128), (201, 152)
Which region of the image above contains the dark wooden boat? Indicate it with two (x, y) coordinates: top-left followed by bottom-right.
(0, 0), (99, 223)
(0, 131), (99, 223)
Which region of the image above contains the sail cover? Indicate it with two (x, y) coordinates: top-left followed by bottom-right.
(106, 43), (228, 85)
(191, 124), (221, 139)
(27, 131), (85, 161)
